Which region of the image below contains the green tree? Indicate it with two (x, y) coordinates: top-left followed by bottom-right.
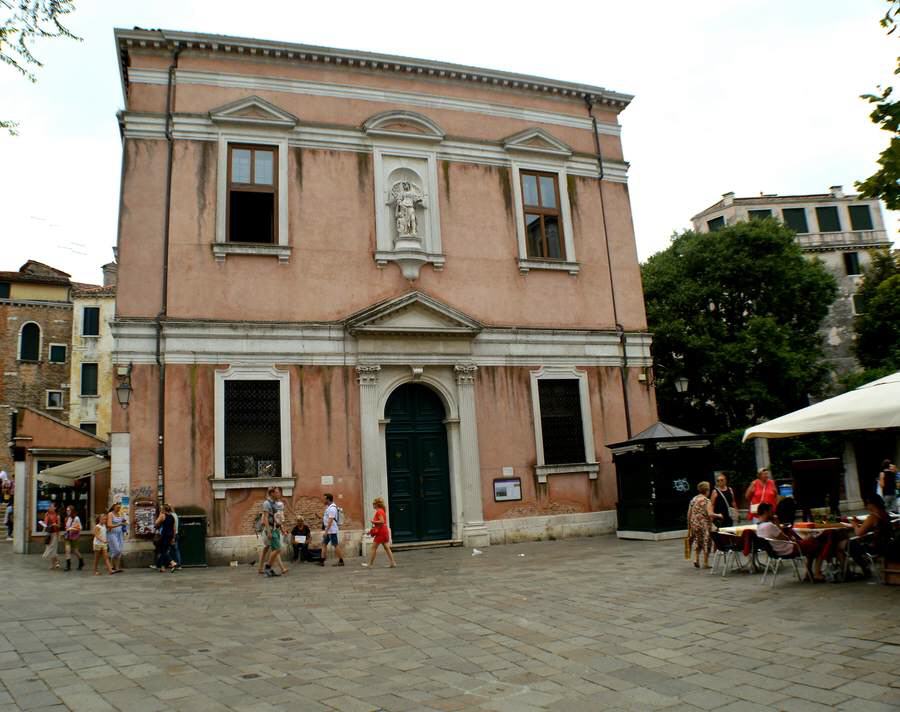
(856, 0), (900, 209)
(0, 0), (80, 135)
(642, 219), (837, 434)
(854, 250), (900, 371)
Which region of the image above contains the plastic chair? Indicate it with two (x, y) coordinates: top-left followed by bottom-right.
(843, 532), (880, 582)
(758, 538), (805, 587)
(710, 531), (746, 578)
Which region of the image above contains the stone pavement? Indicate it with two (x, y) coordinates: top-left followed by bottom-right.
(0, 535), (898, 712)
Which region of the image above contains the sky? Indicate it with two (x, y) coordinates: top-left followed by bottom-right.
(1, 0), (897, 284)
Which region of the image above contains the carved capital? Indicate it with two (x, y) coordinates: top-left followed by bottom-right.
(356, 364), (381, 386)
(454, 362), (478, 385)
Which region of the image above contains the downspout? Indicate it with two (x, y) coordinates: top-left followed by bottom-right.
(156, 39), (181, 505)
(586, 95), (632, 438)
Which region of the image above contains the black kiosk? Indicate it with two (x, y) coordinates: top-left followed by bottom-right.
(609, 422), (714, 538)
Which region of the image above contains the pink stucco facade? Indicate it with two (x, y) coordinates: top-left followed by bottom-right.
(111, 29), (656, 553)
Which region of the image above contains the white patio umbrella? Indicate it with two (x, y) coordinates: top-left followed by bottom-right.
(743, 372), (900, 441)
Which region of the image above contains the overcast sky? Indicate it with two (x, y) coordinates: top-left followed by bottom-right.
(1, 0), (896, 284)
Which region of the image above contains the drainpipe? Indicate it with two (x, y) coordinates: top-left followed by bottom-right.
(156, 38), (181, 505)
(586, 95), (632, 438)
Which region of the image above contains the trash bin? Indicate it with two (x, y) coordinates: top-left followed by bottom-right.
(177, 514), (208, 567)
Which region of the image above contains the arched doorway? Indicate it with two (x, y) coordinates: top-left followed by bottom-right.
(385, 383), (452, 542)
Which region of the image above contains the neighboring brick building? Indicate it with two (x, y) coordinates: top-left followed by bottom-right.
(691, 187), (892, 376)
(0, 261), (77, 476)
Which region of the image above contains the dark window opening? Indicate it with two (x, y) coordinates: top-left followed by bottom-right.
(49, 344), (66, 363)
(82, 307), (100, 336)
(79, 423), (97, 436)
(227, 144), (277, 244)
(0, 282), (9, 299)
(816, 206), (841, 233)
(748, 209), (772, 221)
(520, 171), (565, 260)
(46, 391), (63, 409)
(81, 363), (98, 396)
(707, 216), (725, 232)
(781, 208), (809, 233)
(848, 205), (874, 231)
(538, 379), (586, 465)
(853, 293), (866, 315)
(224, 380), (281, 478)
(843, 252), (861, 276)
(19, 323), (40, 361)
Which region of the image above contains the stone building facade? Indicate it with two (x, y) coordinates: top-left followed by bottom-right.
(0, 262), (76, 476)
(691, 187), (891, 375)
(110, 28), (657, 560)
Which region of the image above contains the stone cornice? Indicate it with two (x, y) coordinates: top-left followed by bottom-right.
(115, 28), (633, 109)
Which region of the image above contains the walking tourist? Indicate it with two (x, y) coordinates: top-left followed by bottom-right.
(291, 517), (311, 562)
(4, 498), (12, 540)
(92, 515), (114, 576)
(154, 504), (177, 572)
(41, 502), (61, 570)
(266, 499), (289, 576)
(106, 503), (126, 573)
(256, 488), (276, 575)
(170, 507), (182, 569)
(319, 493), (344, 567)
(745, 467), (777, 521)
(756, 502), (827, 582)
(709, 472), (738, 529)
(363, 497), (396, 569)
(63, 505), (84, 571)
(687, 482), (715, 569)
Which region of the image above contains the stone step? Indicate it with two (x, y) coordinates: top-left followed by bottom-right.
(390, 539), (463, 552)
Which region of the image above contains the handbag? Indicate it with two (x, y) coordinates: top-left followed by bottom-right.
(683, 534), (691, 559)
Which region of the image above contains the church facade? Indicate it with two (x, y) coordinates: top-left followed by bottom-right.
(110, 28), (656, 558)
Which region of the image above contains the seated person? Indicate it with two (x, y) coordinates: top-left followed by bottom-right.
(775, 497), (797, 527)
(291, 517), (312, 562)
(842, 495), (893, 577)
(757, 502), (826, 582)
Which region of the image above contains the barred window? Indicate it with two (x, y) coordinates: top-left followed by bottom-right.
(224, 380), (281, 477)
(537, 379), (586, 465)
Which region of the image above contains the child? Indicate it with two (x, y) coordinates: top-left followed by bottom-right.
(268, 504), (289, 575)
(63, 505), (85, 571)
(92, 515), (114, 576)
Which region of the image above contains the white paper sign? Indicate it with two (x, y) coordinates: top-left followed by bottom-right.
(294, 535), (307, 544)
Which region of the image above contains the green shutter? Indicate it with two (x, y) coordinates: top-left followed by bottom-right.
(848, 205), (874, 231)
(781, 208), (808, 233)
(748, 209), (772, 221)
(815, 206), (841, 232)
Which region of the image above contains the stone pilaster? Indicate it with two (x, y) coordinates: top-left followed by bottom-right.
(357, 364), (387, 527)
(455, 363), (489, 547)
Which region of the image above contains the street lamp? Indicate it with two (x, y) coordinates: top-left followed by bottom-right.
(115, 363), (133, 409)
(674, 376), (689, 394)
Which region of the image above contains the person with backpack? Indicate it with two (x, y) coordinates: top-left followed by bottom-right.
(318, 492), (344, 567)
(256, 488), (277, 576)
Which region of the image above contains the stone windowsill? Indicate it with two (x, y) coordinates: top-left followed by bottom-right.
(374, 250), (446, 270)
(518, 259), (580, 275)
(212, 242), (292, 264)
(535, 462), (599, 484)
(209, 476), (296, 499)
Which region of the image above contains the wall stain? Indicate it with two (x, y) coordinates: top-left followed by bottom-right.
(295, 365), (304, 418)
(567, 174), (579, 217)
(342, 367), (351, 469)
(197, 143), (213, 241)
(356, 152), (371, 195)
(322, 368), (333, 443)
(293, 147), (303, 191)
(190, 364), (198, 475)
(497, 166), (513, 219)
(441, 160), (451, 204)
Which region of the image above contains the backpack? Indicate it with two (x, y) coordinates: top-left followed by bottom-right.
(253, 511), (265, 534)
(335, 506), (344, 527)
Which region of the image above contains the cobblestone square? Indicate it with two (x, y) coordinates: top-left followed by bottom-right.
(1, 536), (898, 711)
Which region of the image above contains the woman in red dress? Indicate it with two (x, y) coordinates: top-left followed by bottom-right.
(363, 497), (397, 569)
(744, 467), (777, 521)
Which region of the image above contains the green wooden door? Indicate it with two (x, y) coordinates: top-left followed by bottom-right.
(385, 383), (451, 542)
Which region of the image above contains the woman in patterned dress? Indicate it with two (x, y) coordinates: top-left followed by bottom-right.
(687, 481), (714, 569)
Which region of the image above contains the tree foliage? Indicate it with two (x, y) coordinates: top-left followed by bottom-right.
(856, 0), (900, 209)
(642, 219), (837, 434)
(854, 250), (900, 371)
(0, 0), (80, 135)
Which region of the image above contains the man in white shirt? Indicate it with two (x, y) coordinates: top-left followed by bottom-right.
(319, 493), (344, 567)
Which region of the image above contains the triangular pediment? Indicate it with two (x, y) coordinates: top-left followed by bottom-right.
(363, 110), (445, 142)
(502, 127), (572, 157)
(209, 96), (298, 128)
(345, 291), (481, 337)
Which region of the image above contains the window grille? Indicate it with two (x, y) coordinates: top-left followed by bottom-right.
(538, 379), (586, 464)
(224, 380), (281, 477)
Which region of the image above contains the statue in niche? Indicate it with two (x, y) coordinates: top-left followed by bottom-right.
(389, 180), (424, 238)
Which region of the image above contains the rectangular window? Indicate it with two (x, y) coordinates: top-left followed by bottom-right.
(82, 307), (100, 336)
(843, 252), (861, 276)
(848, 205), (874, 231)
(748, 209), (772, 221)
(706, 216), (725, 232)
(816, 206), (841, 233)
(537, 379), (586, 465)
(228, 144), (277, 244)
(520, 171), (565, 260)
(48, 344), (67, 363)
(0, 282), (9, 299)
(79, 423), (97, 436)
(46, 391), (63, 410)
(224, 380), (281, 477)
(781, 208), (809, 233)
(35, 460), (90, 535)
(81, 363), (98, 397)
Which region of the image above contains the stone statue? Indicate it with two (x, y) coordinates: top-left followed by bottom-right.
(389, 181), (424, 238)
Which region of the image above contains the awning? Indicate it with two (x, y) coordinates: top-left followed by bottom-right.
(743, 372), (900, 442)
(37, 455), (109, 486)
